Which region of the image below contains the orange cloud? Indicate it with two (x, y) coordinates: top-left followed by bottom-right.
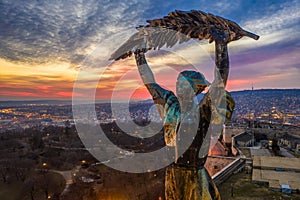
(0, 91), (37, 97)
(227, 79), (253, 91)
(35, 85), (52, 90)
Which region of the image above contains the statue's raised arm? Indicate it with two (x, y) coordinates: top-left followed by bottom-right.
(133, 49), (178, 122)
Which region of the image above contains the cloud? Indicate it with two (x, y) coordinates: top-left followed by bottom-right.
(0, 76), (75, 99)
(2, 0), (298, 68)
(0, 0), (151, 66)
(0, 0), (299, 100)
(227, 50), (300, 91)
(242, 0), (300, 35)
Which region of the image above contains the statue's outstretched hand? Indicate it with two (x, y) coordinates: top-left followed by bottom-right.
(133, 48), (148, 56)
(209, 26), (230, 44)
(134, 48), (150, 67)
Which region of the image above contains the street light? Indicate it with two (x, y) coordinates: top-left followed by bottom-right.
(81, 160), (89, 168)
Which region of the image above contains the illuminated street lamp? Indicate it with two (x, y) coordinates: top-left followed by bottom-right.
(41, 162), (49, 173)
(81, 160), (89, 168)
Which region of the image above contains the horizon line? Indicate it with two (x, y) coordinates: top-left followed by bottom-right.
(0, 88), (299, 103)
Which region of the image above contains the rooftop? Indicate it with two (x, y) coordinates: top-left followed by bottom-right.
(250, 148), (271, 157)
(252, 156), (300, 191)
(234, 132), (253, 143)
(253, 169), (300, 190)
(253, 156), (300, 172)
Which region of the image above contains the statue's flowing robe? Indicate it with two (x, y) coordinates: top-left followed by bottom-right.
(145, 82), (231, 200)
(165, 166), (220, 200)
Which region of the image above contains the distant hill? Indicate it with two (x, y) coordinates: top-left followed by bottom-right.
(230, 89), (300, 97)
(0, 100), (72, 106)
(230, 89), (300, 110)
(228, 89), (300, 121)
(135, 89), (300, 121)
(0, 89), (299, 107)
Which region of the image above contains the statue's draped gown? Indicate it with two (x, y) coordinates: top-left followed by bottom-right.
(135, 51), (234, 199)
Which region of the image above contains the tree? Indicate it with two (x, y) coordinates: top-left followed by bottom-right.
(29, 133), (44, 151)
(0, 160), (10, 183)
(13, 159), (35, 182)
(21, 176), (37, 200)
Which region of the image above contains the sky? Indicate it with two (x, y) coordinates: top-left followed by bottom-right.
(0, 0), (299, 100)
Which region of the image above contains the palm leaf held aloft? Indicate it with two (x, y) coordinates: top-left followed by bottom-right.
(110, 10), (259, 61)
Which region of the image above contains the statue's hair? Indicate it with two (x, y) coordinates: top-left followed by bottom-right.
(177, 70), (210, 95)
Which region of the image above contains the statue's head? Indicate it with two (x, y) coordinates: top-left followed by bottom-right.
(176, 70), (210, 98)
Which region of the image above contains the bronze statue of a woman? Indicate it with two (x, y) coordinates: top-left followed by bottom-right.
(111, 10), (259, 200)
(134, 38), (233, 199)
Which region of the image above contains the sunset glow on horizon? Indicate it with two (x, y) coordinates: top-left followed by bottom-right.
(0, 1), (299, 101)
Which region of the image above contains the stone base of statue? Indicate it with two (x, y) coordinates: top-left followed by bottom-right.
(165, 165), (221, 200)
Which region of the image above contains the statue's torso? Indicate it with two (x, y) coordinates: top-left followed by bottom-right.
(146, 83), (211, 167)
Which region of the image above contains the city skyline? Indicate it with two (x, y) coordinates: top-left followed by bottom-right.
(0, 0), (299, 100)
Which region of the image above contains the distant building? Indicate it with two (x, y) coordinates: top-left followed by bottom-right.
(222, 127), (245, 156)
(222, 127), (245, 145)
(279, 134), (300, 150)
(260, 140), (269, 149)
(233, 132), (255, 147)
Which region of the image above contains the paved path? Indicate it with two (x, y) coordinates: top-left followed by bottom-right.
(51, 167), (79, 196)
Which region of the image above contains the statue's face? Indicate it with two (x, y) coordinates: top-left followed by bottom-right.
(176, 77), (195, 99)
(176, 72), (209, 101)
